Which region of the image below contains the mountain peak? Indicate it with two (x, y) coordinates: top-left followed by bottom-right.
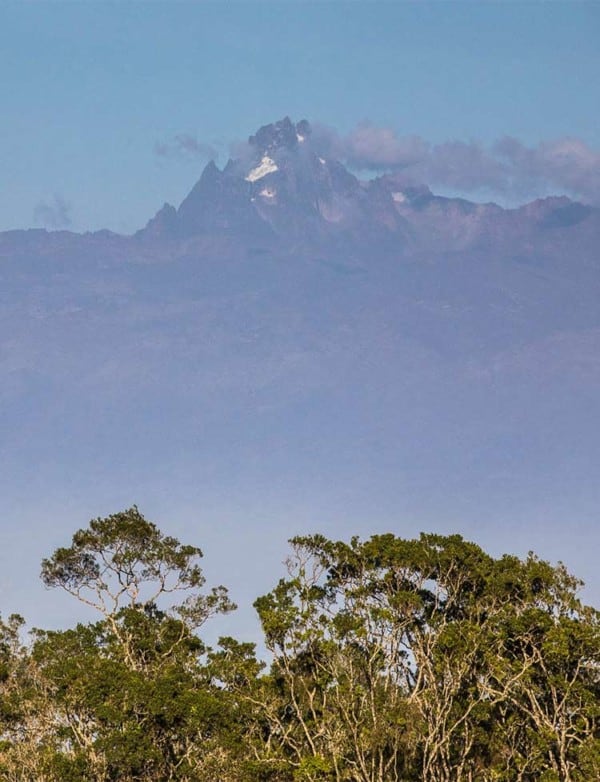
(135, 117), (596, 248)
(248, 117), (311, 155)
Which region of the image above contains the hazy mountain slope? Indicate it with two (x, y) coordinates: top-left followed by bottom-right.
(2, 118), (599, 631)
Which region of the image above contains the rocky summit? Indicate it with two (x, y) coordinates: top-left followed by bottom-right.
(134, 117), (600, 271)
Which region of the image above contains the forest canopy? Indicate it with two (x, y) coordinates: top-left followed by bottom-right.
(0, 507), (598, 781)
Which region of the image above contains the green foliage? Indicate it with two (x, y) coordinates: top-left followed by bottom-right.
(1, 511), (598, 782)
(40, 506), (235, 630)
(253, 532), (600, 782)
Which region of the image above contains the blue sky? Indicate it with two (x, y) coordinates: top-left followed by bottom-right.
(1, 1), (599, 232)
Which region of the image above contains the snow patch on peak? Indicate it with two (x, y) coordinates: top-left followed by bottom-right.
(392, 191), (407, 204)
(319, 157), (326, 165)
(245, 156), (278, 182)
(259, 187), (276, 199)
(297, 133), (305, 143)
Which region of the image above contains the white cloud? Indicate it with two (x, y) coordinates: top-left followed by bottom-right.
(309, 123), (600, 204)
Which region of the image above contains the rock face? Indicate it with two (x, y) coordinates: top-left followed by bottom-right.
(130, 117), (600, 269)
(2, 117), (600, 623)
(154, 117), (370, 245)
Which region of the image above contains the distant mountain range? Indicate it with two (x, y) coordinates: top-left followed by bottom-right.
(2, 118), (600, 626)
(5, 117), (597, 258)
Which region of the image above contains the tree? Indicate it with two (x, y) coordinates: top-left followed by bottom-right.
(253, 533), (600, 782)
(1, 513), (598, 781)
(40, 506), (233, 667)
(29, 507), (238, 780)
